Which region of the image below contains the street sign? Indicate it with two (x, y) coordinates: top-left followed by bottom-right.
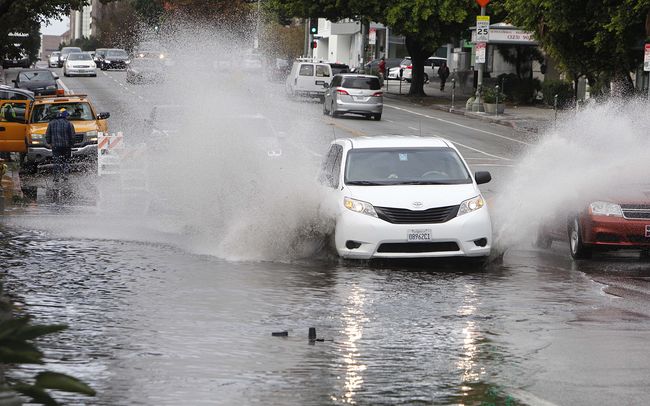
(644, 43), (650, 72)
(369, 28), (376, 45)
(476, 0), (490, 6)
(476, 16), (490, 42)
(475, 42), (487, 64)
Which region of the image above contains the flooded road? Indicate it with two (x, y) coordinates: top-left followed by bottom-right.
(2, 219), (649, 405)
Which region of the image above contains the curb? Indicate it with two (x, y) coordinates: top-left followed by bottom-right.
(384, 92), (547, 133)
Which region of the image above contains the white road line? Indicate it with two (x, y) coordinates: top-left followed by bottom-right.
(470, 163), (515, 167)
(384, 119), (395, 123)
(384, 103), (532, 146)
(408, 126), (419, 131)
(57, 79), (73, 95)
(465, 157), (502, 161)
(450, 140), (512, 161)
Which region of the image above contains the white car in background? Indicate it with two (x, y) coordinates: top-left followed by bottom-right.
(63, 52), (97, 77)
(48, 51), (61, 68)
(320, 136), (492, 261)
(387, 56), (446, 82)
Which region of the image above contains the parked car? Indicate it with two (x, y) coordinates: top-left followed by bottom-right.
(387, 56), (443, 83)
(536, 189), (650, 259)
(319, 136), (492, 260)
(99, 48), (130, 70)
(63, 52), (97, 77)
(48, 52), (61, 68)
(323, 74), (383, 120)
(12, 69), (60, 96)
(58, 47), (82, 67)
(285, 59), (332, 98)
(2, 51), (30, 69)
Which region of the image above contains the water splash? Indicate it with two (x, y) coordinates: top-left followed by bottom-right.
(491, 99), (650, 251)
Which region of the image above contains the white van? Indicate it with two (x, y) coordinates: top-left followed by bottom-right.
(285, 60), (333, 97)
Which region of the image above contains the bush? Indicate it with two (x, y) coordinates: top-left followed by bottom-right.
(496, 74), (541, 104)
(482, 86), (506, 103)
(541, 80), (574, 108)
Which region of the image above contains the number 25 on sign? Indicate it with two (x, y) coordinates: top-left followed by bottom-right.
(476, 16), (490, 42)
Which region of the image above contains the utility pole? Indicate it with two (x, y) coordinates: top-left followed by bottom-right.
(472, 0), (490, 112)
(304, 19), (309, 57)
(254, 0), (261, 49)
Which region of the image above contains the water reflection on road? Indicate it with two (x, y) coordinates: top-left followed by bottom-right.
(1, 222), (649, 405)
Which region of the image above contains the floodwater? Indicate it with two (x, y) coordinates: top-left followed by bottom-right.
(2, 216), (649, 405)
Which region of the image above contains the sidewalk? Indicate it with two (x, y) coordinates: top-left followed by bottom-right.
(382, 78), (559, 133)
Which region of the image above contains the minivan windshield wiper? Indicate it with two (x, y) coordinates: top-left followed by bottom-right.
(396, 180), (453, 185)
(345, 180), (384, 186)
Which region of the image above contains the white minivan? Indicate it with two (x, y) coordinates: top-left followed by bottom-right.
(285, 60), (332, 98)
(319, 136), (493, 261)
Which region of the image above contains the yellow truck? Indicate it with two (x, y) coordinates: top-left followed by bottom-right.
(0, 85), (109, 171)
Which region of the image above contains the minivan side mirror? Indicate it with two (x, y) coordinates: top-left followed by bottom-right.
(97, 112), (110, 120)
(474, 171), (492, 185)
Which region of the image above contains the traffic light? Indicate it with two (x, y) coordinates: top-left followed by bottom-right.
(309, 18), (318, 35)
(311, 40), (317, 49)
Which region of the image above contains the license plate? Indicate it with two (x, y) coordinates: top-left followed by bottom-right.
(315, 80), (325, 85)
(407, 229), (432, 242)
(646, 225), (650, 238)
(353, 96), (366, 101)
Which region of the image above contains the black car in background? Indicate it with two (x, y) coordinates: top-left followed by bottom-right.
(12, 69), (59, 96)
(99, 49), (130, 70)
(328, 63), (350, 75)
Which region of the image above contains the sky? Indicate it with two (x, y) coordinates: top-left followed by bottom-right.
(41, 17), (69, 36)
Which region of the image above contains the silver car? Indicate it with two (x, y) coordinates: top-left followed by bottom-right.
(323, 74), (383, 120)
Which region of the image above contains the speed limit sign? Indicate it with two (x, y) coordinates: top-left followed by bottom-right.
(476, 16), (490, 42)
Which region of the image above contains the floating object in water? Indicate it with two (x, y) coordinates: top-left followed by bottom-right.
(308, 327), (317, 340)
(271, 331), (288, 337)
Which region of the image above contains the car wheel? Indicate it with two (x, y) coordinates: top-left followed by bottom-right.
(374, 113), (382, 121)
(568, 217), (592, 259)
(424, 73), (429, 83)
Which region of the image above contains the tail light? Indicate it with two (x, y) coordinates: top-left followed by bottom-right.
(336, 88), (349, 95)
(372, 92), (383, 97)
(56, 89), (65, 96)
(407, 65), (412, 69)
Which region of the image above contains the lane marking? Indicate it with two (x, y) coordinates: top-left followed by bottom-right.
(57, 78), (73, 95)
(408, 126), (419, 131)
(452, 140), (512, 161)
(384, 103), (532, 146)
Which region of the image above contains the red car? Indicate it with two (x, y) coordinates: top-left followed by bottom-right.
(537, 189), (650, 259)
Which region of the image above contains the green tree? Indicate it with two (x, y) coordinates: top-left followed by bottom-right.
(268, 0), (477, 97)
(502, 0), (648, 96)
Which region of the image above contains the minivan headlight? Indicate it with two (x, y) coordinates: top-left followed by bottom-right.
(85, 130), (98, 142)
(458, 195), (485, 216)
(589, 201), (623, 217)
(343, 197), (378, 218)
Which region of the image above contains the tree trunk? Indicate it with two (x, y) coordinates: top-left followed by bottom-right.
(405, 35), (428, 97)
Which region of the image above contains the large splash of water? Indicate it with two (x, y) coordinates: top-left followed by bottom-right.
(491, 99), (650, 251)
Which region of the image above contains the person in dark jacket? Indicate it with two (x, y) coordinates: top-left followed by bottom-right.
(45, 108), (76, 182)
(438, 62), (450, 91)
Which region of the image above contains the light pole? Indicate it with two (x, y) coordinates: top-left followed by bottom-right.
(254, 0), (261, 49)
(471, 0), (490, 112)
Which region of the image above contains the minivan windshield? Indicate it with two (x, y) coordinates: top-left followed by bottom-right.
(345, 147), (472, 185)
(342, 77), (380, 90)
(19, 71), (54, 81)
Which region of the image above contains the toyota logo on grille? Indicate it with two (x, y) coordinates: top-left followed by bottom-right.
(412, 201), (423, 208)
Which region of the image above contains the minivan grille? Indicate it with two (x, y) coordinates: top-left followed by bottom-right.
(374, 205), (459, 224)
(621, 204), (650, 219)
(377, 242), (460, 253)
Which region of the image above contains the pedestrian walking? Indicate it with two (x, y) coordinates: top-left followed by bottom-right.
(45, 108), (75, 182)
(378, 57), (386, 82)
(438, 62), (450, 91)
